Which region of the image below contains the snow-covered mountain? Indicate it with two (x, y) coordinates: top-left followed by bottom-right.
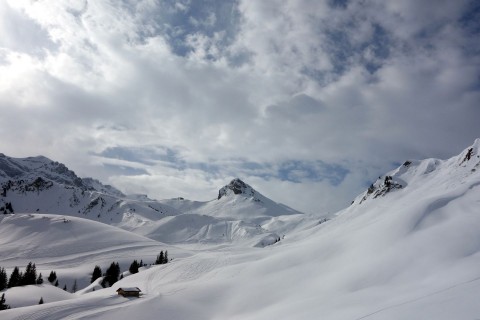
(1, 139), (480, 319)
(0, 155), (304, 246)
(147, 178), (305, 245)
(162, 178), (302, 219)
(0, 154), (180, 226)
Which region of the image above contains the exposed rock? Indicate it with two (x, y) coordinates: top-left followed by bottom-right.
(218, 178), (256, 200)
(462, 148), (474, 164)
(359, 175), (404, 204)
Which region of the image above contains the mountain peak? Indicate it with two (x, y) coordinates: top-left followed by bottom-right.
(217, 178), (256, 200)
(352, 138), (480, 206)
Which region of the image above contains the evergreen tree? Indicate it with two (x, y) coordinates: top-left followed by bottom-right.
(129, 260), (139, 274)
(38, 297), (44, 304)
(91, 265), (102, 283)
(100, 277), (107, 288)
(163, 251), (168, 264)
(63, 284), (67, 291)
(5, 202), (13, 214)
(31, 263), (37, 284)
(48, 271), (57, 283)
(7, 266), (20, 288)
(18, 271), (25, 286)
(0, 293), (9, 310)
(155, 251), (164, 265)
(23, 262), (37, 285)
(139, 259), (143, 267)
(0, 267), (7, 291)
(72, 279), (77, 293)
(36, 273), (43, 285)
(54, 279), (59, 287)
(103, 262), (120, 287)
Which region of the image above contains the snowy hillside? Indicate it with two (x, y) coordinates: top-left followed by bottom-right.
(0, 156), (305, 246)
(0, 213), (189, 309)
(0, 154), (181, 230)
(1, 139), (480, 319)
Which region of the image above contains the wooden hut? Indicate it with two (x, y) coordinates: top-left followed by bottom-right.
(116, 287), (141, 298)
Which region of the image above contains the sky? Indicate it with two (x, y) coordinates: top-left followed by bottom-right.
(0, 0), (479, 214)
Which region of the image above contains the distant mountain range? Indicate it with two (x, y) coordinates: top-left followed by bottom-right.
(0, 154), (303, 246)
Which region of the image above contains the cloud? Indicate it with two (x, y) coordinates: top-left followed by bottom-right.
(0, 0), (479, 214)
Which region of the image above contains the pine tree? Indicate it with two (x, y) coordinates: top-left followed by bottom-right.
(54, 279), (59, 287)
(155, 251), (164, 265)
(38, 297), (44, 304)
(18, 271), (25, 286)
(0, 293), (9, 310)
(23, 262), (37, 285)
(91, 265), (102, 283)
(100, 277), (107, 288)
(5, 202), (13, 214)
(7, 266), (20, 288)
(139, 260), (143, 267)
(129, 260), (139, 274)
(103, 262), (120, 287)
(36, 273), (43, 285)
(48, 271), (57, 283)
(63, 284), (67, 291)
(163, 251), (168, 264)
(72, 279), (77, 293)
(0, 267), (7, 291)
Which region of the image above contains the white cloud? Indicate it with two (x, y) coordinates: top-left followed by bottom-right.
(0, 0), (478, 214)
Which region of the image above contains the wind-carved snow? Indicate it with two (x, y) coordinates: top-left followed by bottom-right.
(1, 140), (480, 319)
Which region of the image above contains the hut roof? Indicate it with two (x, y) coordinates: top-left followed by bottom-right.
(117, 287), (141, 292)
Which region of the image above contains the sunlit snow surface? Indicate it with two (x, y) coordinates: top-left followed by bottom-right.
(1, 140), (480, 319)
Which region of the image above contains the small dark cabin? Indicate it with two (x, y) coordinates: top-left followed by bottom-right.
(116, 287), (141, 298)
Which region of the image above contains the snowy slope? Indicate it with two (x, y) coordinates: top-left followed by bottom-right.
(1, 140), (480, 319)
(0, 213), (189, 308)
(0, 156), (304, 246)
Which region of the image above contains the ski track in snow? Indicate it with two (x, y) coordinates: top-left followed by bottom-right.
(354, 275), (480, 320)
(144, 252), (228, 295)
(8, 296), (142, 320)
(11, 301), (94, 320)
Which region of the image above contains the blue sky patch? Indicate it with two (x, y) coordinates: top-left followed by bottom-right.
(278, 160), (349, 185)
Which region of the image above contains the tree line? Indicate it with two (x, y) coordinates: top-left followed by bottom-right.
(0, 264), (74, 292)
(0, 263), (54, 310)
(91, 250), (170, 288)
(0, 263), (43, 290)
(0, 250), (171, 309)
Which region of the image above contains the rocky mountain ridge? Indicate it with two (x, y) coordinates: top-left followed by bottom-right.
(0, 154), (304, 246)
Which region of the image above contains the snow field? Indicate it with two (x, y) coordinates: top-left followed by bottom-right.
(1, 140), (480, 319)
